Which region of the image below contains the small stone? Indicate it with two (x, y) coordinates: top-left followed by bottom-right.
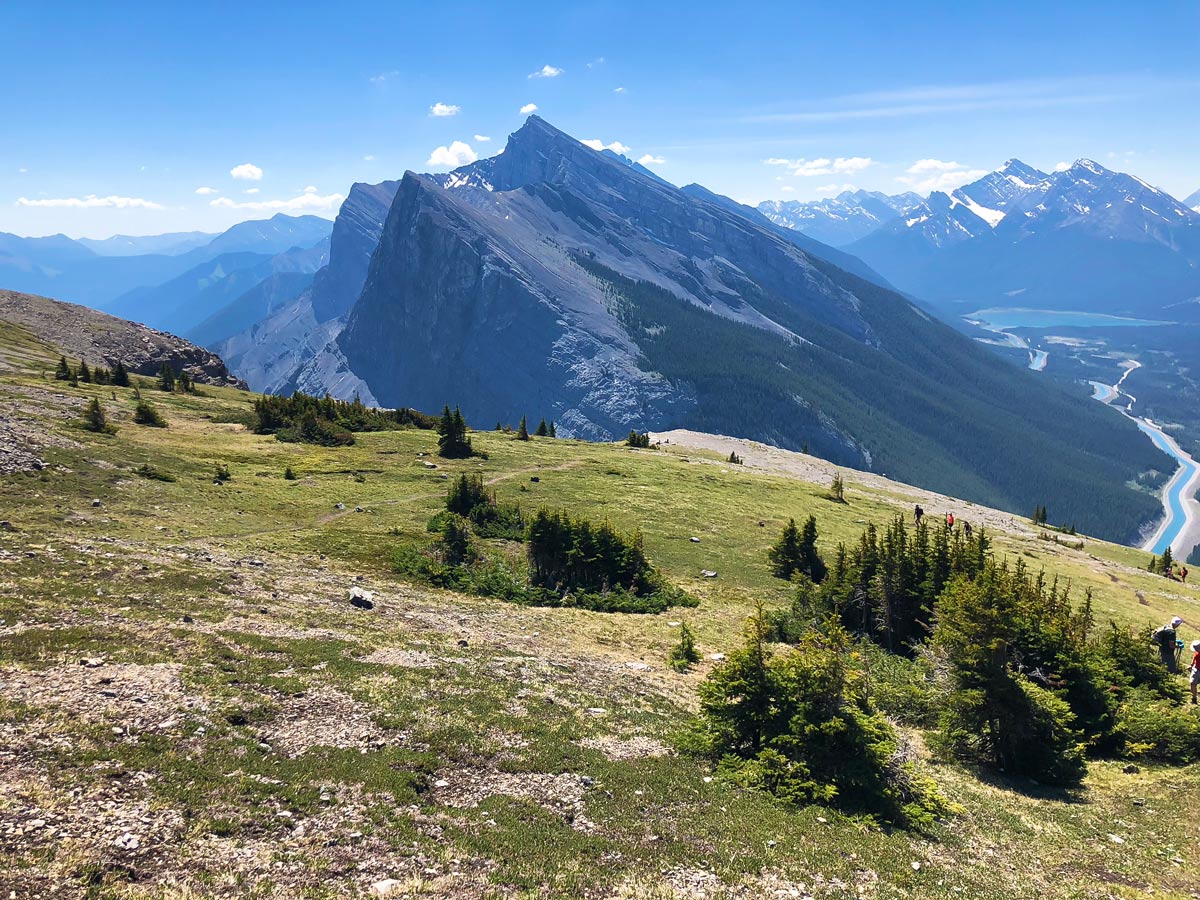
(579, 775), (595, 787)
(92, 499), (102, 508)
(335, 503), (345, 510)
(911, 862), (922, 871)
(355, 506), (364, 513)
(710, 653), (726, 662)
(348, 587), (375, 610)
(0, 521), (15, 532)
(114, 832), (139, 851)
(702, 776), (713, 784)
(1122, 764), (1140, 774)
(434, 778), (450, 788)
(371, 880), (404, 899)
(816, 816), (828, 824)
(355, 574), (364, 582)
(457, 638), (468, 647)
(586, 707), (607, 716)
(27, 819), (45, 829)
(111, 726), (124, 736)
(690, 536), (700, 543)
(181, 615), (194, 624)
(1108, 834), (1125, 844)
(80, 657), (104, 668)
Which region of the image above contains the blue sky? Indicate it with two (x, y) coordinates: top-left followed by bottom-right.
(2, 0), (1198, 238)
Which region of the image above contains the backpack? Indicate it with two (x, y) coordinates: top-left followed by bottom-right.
(1157, 627), (1177, 649)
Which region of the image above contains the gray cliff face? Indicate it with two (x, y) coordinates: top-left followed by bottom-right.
(309, 181), (400, 322)
(336, 172), (688, 439)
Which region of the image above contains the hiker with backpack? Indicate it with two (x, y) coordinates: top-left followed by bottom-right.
(1190, 640), (1200, 705)
(914, 505), (923, 526)
(1154, 617), (1184, 673)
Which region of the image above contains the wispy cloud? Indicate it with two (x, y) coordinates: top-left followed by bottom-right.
(426, 141), (478, 168)
(16, 194), (164, 210)
(473, 134), (491, 142)
(209, 186), (342, 213)
(587, 57), (605, 68)
(17, 167), (28, 173)
(613, 86), (627, 94)
(896, 159), (987, 193)
(520, 103), (538, 114)
(363, 154), (376, 161)
(243, 188), (260, 195)
(529, 64), (562, 79)
(742, 76), (1144, 124)
(429, 102), (460, 117)
(370, 70), (399, 84)
(1054, 161), (1071, 172)
(194, 186), (217, 195)
(765, 156), (873, 177)
(582, 139), (631, 154)
(637, 154), (665, 166)
(230, 163), (263, 181)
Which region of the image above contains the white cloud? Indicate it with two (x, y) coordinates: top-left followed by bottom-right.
(429, 102), (460, 117)
(426, 141), (478, 168)
(529, 64), (562, 79)
(364, 154), (376, 161)
(303, 185), (318, 193)
(764, 156), (874, 177)
(230, 163), (263, 181)
(194, 186), (217, 195)
(370, 70), (398, 84)
(243, 188), (260, 195)
(474, 134), (491, 142)
(1054, 160), (1071, 172)
(16, 194), (164, 210)
(613, 86), (626, 94)
(581, 139), (631, 154)
(637, 154), (666, 166)
(587, 57), (605, 68)
(520, 103), (538, 114)
(896, 159), (987, 193)
(209, 190), (344, 212)
(18, 167), (28, 173)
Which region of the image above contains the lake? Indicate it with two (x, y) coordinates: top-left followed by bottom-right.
(966, 308), (1169, 330)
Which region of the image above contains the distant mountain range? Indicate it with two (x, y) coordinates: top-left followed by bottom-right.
(760, 160), (1200, 316)
(0, 213), (332, 311)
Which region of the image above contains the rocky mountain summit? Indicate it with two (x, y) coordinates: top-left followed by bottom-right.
(0, 289), (245, 387)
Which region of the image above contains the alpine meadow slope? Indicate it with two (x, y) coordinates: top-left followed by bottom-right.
(322, 117), (1163, 542)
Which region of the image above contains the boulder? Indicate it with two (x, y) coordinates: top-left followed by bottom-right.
(348, 587), (375, 610)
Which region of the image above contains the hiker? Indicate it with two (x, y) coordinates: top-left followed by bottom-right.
(914, 505), (924, 525)
(946, 512), (955, 528)
(963, 521), (973, 540)
(1182, 566), (1189, 584)
(1190, 640), (1200, 705)
(1154, 617), (1184, 672)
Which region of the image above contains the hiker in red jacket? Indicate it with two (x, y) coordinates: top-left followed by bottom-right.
(946, 512), (955, 528)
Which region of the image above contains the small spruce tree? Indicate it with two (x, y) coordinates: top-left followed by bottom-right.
(83, 398), (115, 434)
(668, 622), (702, 672)
(178, 370), (193, 393)
(828, 473), (846, 503)
(517, 416), (530, 441)
(157, 363), (176, 392)
(548, 421), (557, 438)
(112, 362), (131, 387)
(284, 466), (297, 480)
(78, 361), (92, 383)
(535, 418), (549, 437)
(133, 399), (167, 427)
(54, 356), (72, 381)
(68, 367), (79, 387)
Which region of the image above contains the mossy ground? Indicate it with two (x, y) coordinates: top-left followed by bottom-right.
(1, 319), (1198, 899)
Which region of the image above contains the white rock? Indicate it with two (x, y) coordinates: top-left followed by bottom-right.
(371, 878), (405, 897)
(1108, 833), (1125, 844)
(434, 778), (450, 788)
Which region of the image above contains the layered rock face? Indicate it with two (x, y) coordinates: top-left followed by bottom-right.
(309, 181), (400, 322)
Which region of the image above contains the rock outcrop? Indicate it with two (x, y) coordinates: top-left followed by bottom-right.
(0, 289), (246, 387)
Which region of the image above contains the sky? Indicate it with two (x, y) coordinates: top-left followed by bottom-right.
(2, 0), (1198, 239)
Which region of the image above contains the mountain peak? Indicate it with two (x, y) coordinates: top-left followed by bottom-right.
(1069, 158), (1110, 177)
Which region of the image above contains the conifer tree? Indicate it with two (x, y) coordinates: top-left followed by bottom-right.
(78, 361), (92, 383)
(517, 416), (530, 441)
(768, 516), (825, 583)
(178, 370), (192, 393)
(112, 362), (130, 387)
(83, 398), (114, 434)
(157, 363), (176, 392)
(133, 399), (167, 427)
(548, 421), (557, 438)
(54, 356), (71, 381)
(437, 405), (473, 458)
(828, 472), (846, 503)
(668, 621), (702, 672)
(535, 418), (548, 437)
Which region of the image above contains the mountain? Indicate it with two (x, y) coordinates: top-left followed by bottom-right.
(0, 214), (334, 309)
(309, 181), (401, 322)
(105, 239), (329, 337)
(758, 190), (922, 247)
(77, 231), (215, 257)
(214, 180), (401, 397)
(844, 159), (1200, 314)
(281, 116), (1163, 541)
(1186, 187), (1200, 213)
(186, 271), (314, 350)
(0, 288), (243, 386)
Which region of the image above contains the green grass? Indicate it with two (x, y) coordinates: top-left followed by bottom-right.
(2, 328), (1199, 898)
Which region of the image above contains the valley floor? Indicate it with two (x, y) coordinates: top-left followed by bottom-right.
(2, 319), (1200, 899)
